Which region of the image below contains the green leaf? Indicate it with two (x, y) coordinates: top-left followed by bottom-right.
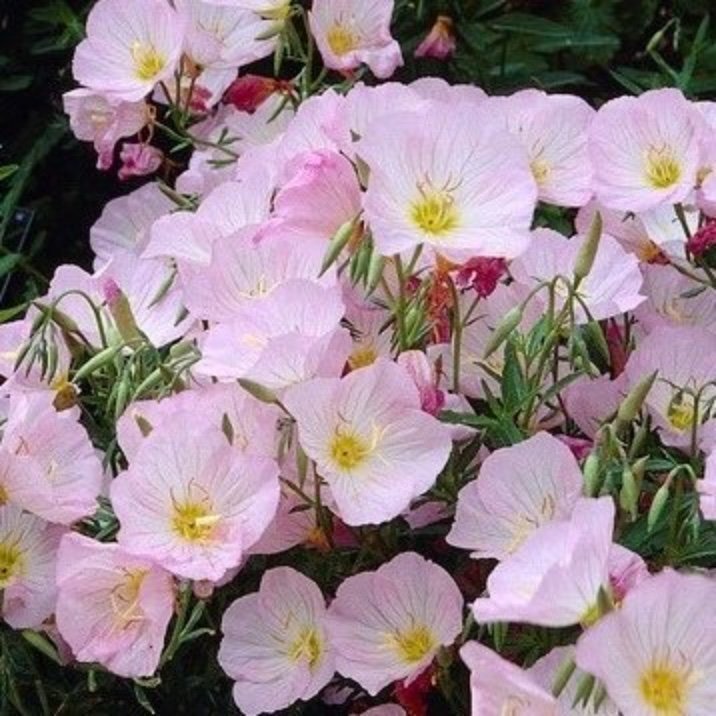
(0, 302), (29, 323)
(501, 338), (526, 414)
(0, 253), (21, 278)
(0, 165), (19, 181)
(490, 12), (571, 37)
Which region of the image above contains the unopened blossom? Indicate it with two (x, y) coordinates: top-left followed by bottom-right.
(448, 432), (584, 561)
(118, 143), (163, 181)
(625, 326), (716, 450)
(327, 553), (463, 695)
(72, 0), (186, 102)
(55, 533), (174, 678)
(309, 0), (403, 79)
(218, 567), (334, 715)
(460, 641), (558, 715)
(577, 569), (716, 716)
(283, 359), (453, 525)
(111, 415), (280, 581)
(588, 88), (700, 212)
(62, 89), (148, 169)
(489, 89), (595, 207)
(473, 497), (615, 627)
(359, 103), (537, 260)
(415, 16), (456, 60)
(0, 505), (64, 629)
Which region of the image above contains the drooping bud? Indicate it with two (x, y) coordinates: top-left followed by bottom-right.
(648, 480), (671, 533)
(616, 371), (658, 427)
(415, 15), (457, 60)
(484, 306), (523, 359)
(574, 211), (602, 285)
(582, 452), (602, 497)
(102, 278), (141, 346)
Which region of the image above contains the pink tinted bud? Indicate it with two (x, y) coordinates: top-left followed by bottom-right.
(223, 75), (280, 112)
(118, 143), (163, 181)
(101, 277), (122, 308)
(188, 85), (213, 114)
(192, 580), (215, 600)
(687, 220), (716, 257)
(415, 16), (457, 60)
(455, 257), (507, 298)
(554, 434), (593, 461)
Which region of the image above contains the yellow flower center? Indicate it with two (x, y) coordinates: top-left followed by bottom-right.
(348, 344), (378, 370)
(530, 157), (551, 187)
(287, 627), (323, 669)
(172, 501), (221, 543)
(131, 42), (166, 82)
(260, 1), (291, 21)
(0, 541), (23, 588)
(110, 569), (148, 627)
(637, 239), (665, 263)
(0, 484), (8, 507)
(326, 25), (359, 56)
(667, 396), (695, 432)
(411, 190), (459, 237)
(329, 430), (370, 471)
(388, 624), (436, 665)
(645, 149), (681, 190)
(640, 664), (688, 715)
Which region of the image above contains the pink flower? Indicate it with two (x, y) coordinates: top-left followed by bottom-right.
(90, 183), (173, 268)
(454, 257), (507, 298)
(283, 359), (453, 525)
(472, 497), (615, 627)
(218, 567), (334, 715)
(415, 16), (456, 60)
(72, 0), (186, 102)
(275, 149), (363, 244)
(55, 533), (174, 678)
(576, 570), (716, 715)
(62, 89), (148, 169)
(196, 281), (351, 391)
(0, 393), (103, 525)
(562, 373), (627, 439)
(117, 383), (279, 463)
(0, 505), (64, 629)
(448, 432), (584, 561)
(588, 88), (700, 212)
(358, 103), (537, 260)
(183, 228), (333, 323)
(460, 641), (558, 715)
(488, 89), (595, 207)
(327, 553), (463, 695)
(111, 414), (280, 581)
(118, 143), (163, 181)
(698, 449), (716, 520)
(511, 228), (645, 323)
(309, 0), (403, 79)
(624, 326), (716, 450)
(635, 264), (716, 333)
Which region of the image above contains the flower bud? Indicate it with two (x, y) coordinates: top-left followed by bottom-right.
(648, 481), (671, 533)
(484, 306), (523, 359)
(582, 453), (602, 497)
(616, 371), (658, 426)
(574, 211), (602, 284)
(415, 16), (457, 61)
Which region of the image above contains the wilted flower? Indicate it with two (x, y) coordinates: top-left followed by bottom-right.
(415, 16), (456, 61)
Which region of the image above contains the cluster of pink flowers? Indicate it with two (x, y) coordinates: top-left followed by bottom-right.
(5, 0), (716, 713)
